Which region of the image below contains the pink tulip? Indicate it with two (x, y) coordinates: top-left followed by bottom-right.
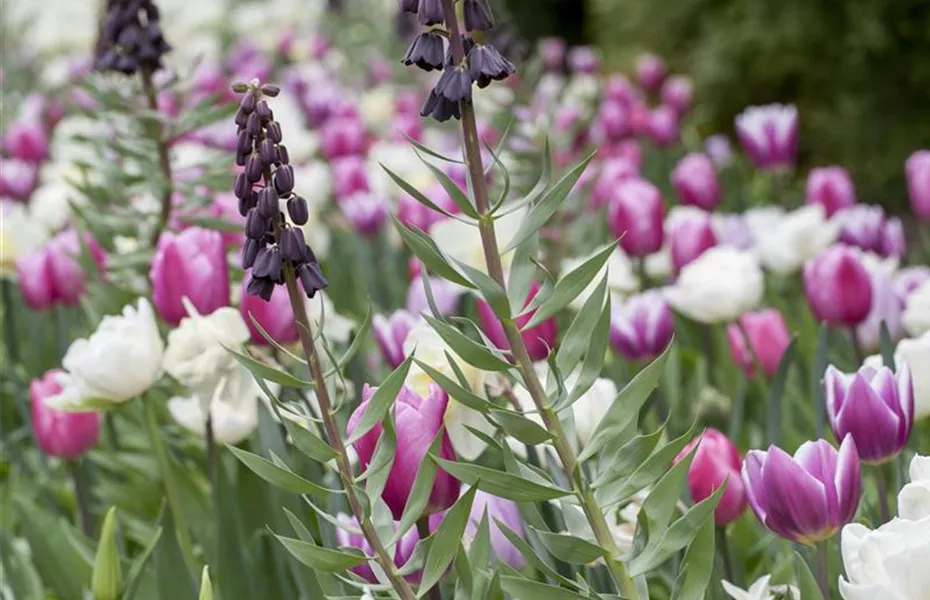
(16, 230), (107, 310)
(477, 282), (557, 362)
(608, 179), (665, 257)
(803, 246), (873, 327)
(604, 74), (640, 107)
(906, 150), (930, 221)
(0, 159), (38, 201)
(734, 104), (799, 170)
(669, 208), (718, 274)
(150, 227), (229, 326)
(635, 53), (666, 93)
(347, 384), (461, 520)
(340, 192), (388, 237)
(331, 156), (371, 198)
(321, 117), (367, 159)
(30, 369), (100, 459)
(726, 309), (791, 378)
(373, 310), (419, 368)
(645, 105), (679, 147)
(240, 275), (298, 345)
(566, 46), (600, 74)
(406, 276), (463, 317)
(671, 153), (721, 211)
(592, 101), (630, 143)
(3, 118), (49, 163)
(835, 204), (885, 254)
(879, 217), (906, 260)
(397, 184), (458, 232)
(592, 157), (640, 209)
(676, 428), (747, 525)
(660, 75), (694, 115)
(805, 166), (856, 217)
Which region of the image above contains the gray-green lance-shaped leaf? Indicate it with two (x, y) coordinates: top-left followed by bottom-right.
(495, 137), (552, 217)
(415, 359), (491, 414)
(392, 216), (475, 289)
(423, 315), (513, 371)
(455, 258), (511, 319)
(579, 342), (673, 462)
(499, 576), (593, 600)
(346, 355), (414, 444)
(490, 409), (553, 445)
(361, 414), (396, 504)
(670, 518), (715, 600)
(592, 427), (665, 488)
(280, 416), (338, 463)
(227, 446), (330, 498)
(564, 298), (612, 407)
(506, 232), (540, 315)
(382, 164), (463, 221)
(432, 458), (571, 502)
(225, 346), (311, 388)
(273, 534), (368, 572)
(418, 152), (481, 218)
(530, 527), (606, 565)
(91, 507), (121, 600)
(640, 444), (697, 539)
(420, 486), (478, 594)
(556, 275), (608, 376)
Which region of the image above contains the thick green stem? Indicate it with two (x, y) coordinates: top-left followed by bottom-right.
(438, 3), (640, 597)
(848, 327), (864, 367)
(143, 399), (197, 572)
(716, 527), (735, 586)
(70, 460), (94, 538)
(139, 66), (175, 247)
(816, 541), (831, 600)
(873, 465), (891, 524)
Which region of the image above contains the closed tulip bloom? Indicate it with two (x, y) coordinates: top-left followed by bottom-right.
(3, 118), (49, 163)
(676, 428), (747, 525)
(668, 206), (718, 274)
(635, 53), (666, 92)
(239, 275), (298, 345)
(660, 75), (694, 115)
(538, 37), (567, 72)
(30, 369), (101, 459)
(151, 227), (229, 326)
(373, 310), (419, 368)
(467, 489), (526, 569)
(903, 280), (930, 337)
(826, 364), (913, 465)
(734, 104), (799, 170)
(726, 309), (791, 379)
(610, 291), (674, 361)
(803, 246), (873, 327)
(645, 105), (679, 147)
(330, 156), (371, 198)
(742, 436), (862, 545)
(671, 153), (721, 211)
(340, 192), (388, 237)
(321, 117), (367, 159)
(806, 166), (856, 217)
(906, 150), (930, 221)
(566, 46), (600, 74)
(167, 365), (260, 445)
(477, 282), (557, 362)
(0, 159), (39, 201)
(879, 217), (906, 259)
(591, 157), (639, 209)
(347, 383), (460, 520)
(898, 454), (930, 520)
(665, 247), (764, 324)
(334, 513), (420, 583)
(604, 74), (640, 107)
(835, 204), (886, 254)
(15, 229), (107, 310)
(609, 179), (665, 257)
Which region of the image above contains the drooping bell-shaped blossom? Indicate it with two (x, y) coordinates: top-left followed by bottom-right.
(675, 428), (747, 525)
(30, 369), (101, 459)
(726, 309), (791, 379)
(477, 282), (557, 362)
(347, 384), (461, 520)
(803, 245), (873, 327)
(609, 290), (674, 361)
(805, 166), (856, 217)
(825, 364), (913, 465)
(734, 104), (799, 170)
(742, 436), (861, 544)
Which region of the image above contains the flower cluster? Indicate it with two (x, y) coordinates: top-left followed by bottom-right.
(94, 0), (172, 75)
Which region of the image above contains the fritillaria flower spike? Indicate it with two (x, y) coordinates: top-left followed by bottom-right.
(95, 0), (172, 75)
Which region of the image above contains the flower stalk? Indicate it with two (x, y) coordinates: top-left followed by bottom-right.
(439, 1), (640, 597)
(139, 66), (175, 247)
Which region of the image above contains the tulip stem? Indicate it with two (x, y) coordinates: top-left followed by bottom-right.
(848, 327), (864, 366)
(139, 65), (175, 248)
(69, 460), (94, 538)
(281, 265), (418, 600)
(873, 465), (891, 524)
(205, 410), (216, 489)
(635, 258), (650, 292)
(816, 541), (831, 599)
(440, 3), (640, 598)
(715, 527), (735, 586)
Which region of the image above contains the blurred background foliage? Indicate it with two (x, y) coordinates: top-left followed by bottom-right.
(505, 0), (930, 211)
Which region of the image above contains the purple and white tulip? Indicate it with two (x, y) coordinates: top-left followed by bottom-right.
(734, 104), (799, 170)
(609, 291), (674, 361)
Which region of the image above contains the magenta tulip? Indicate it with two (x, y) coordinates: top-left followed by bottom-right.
(635, 53), (666, 92)
(331, 156), (371, 198)
(477, 282), (557, 362)
(340, 192), (388, 237)
(645, 105), (679, 147)
(803, 246), (873, 327)
(726, 309), (791, 379)
(334, 513), (420, 583)
(150, 227), (229, 326)
(30, 369), (101, 459)
(825, 364), (913, 465)
(593, 100), (630, 142)
(805, 166), (856, 217)
(879, 217), (906, 259)
(671, 153), (721, 211)
(734, 104), (799, 170)
(676, 428), (747, 525)
(742, 436), (861, 544)
(347, 384), (460, 520)
(16, 229), (107, 310)
(609, 291), (674, 361)
(320, 117), (367, 160)
(608, 179), (665, 257)
(669, 208), (718, 274)
(3, 118), (49, 163)
(239, 275), (298, 345)
(373, 310), (419, 368)
(0, 159), (38, 201)
(906, 150), (930, 221)
(566, 46), (600, 74)
(538, 37), (567, 72)
(592, 157), (639, 209)
(660, 75), (694, 115)
(604, 74), (640, 107)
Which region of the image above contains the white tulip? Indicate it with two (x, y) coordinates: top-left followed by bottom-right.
(167, 365), (260, 445)
(854, 252), (901, 352)
(903, 280), (930, 337)
(49, 299), (164, 409)
(866, 331), (930, 419)
(664, 247), (764, 324)
(898, 455), (930, 521)
(430, 208), (526, 275)
(563, 246), (639, 311)
(292, 161), (332, 258)
(755, 205), (839, 275)
(722, 576), (799, 600)
(839, 516), (930, 600)
(163, 302), (250, 401)
(0, 201), (48, 277)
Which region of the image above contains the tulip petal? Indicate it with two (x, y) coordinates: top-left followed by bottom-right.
(834, 435), (862, 526)
(896, 362), (915, 437)
(762, 445), (830, 542)
(741, 450), (768, 522)
(793, 439), (840, 528)
(834, 375), (901, 463)
(824, 365), (851, 426)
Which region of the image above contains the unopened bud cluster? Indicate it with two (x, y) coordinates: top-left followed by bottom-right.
(231, 80), (328, 301)
(95, 0), (172, 75)
(401, 0), (515, 122)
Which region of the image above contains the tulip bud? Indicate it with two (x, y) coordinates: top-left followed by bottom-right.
(591, 157), (639, 209)
(347, 384), (461, 519)
(16, 230), (108, 311)
(660, 75), (694, 115)
(635, 53), (666, 92)
(675, 429), (747, 525)
(30, 369), (101, 458)
(240, 275), (298, 344)
(609, 291), (674, 361)
(906, 150), (930, 221)
(331, 156), (370, 198)
(825, 364), (914, 464)
(803, 246), (873, 327)
(321, 117), (367, 159)
(566, 46), (600, 74)
(835, 204), (886, 254)
(476, 282), (556, 362)
(805, 166), (856, 217)
(734, 104), (799, 170)
(645, 105), (679, 147)
(198, 567), (214, 600)
(743, 436), (861, 544)
(879, 217), (906, 259)
(726, 309), (791, 379)
(538, 37), (567, 72)
(91, 508), (122, 600)
(373, 310), (419, 368)
(608, 179), (665, 257)
(668, 207), (718, 274)
(671, 153), (721, 211)
(150, 227), (230, 325)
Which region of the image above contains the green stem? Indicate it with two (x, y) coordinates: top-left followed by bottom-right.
(70, 460), (94, 538)
(439, 4), (640, 597)
(143, 399), (197, 572)
(139, 65), (175, 247)
(873, 465), (891, 524)
(206, 408), (216, 490)
(716, 527), (735, 586)
(816, 541), (831, 600)
(848, 327), (864, 367)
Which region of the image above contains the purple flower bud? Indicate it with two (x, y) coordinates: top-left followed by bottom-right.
(287, 195), (309, 225)
(255, 100), (272, 120)
(906, 150), (930, 221)
(238, 189), (257, 216)
(266, 121), (283, 144)
(297, 261), (328, 298)
(635, 53), (666, 92)
(373, 310), (419, 368)
(417, 0), (444, 25)
(671, 153), (721, 211)
(246, 274), (275, 301)
(253, 245), (283, 283)
(234, 107), (249, 127)
(279, 228), (307, 263)
(668, 207), (718, 274)
(805, 166), (856, 217)
(400, 0), (418, 13)
(734, 104), (799, 171)
(241, 238), (261, 269)
(421, 84), (461, 122)
(31, 370), (100, 458)
(826, 364), (913, 465)
(246, 112), (262, 136)
(608, 178), (665, 257)
(463, 0), (494, 31)
(237, 130), (252, 155)
(234, 171), (251, 199)
(245, 154), (263, 183)
(259, 138), (276, 166)
(610, 291), (674, 361)
(239, 93), (256, 114)
(276, 144), (290, 166)
(803, 245), (873, 327)
(403, 31), (446, 72)
(645, 105), (679, 147)
(235, 151), (248, 167)
(258, 187), (279, 219)
(274, 164), (295, 195)
(742, 436), (861, 544)
(245, 208), (269, 239)
(347, 384), (460, 519)
(467, 45), (515, 89)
